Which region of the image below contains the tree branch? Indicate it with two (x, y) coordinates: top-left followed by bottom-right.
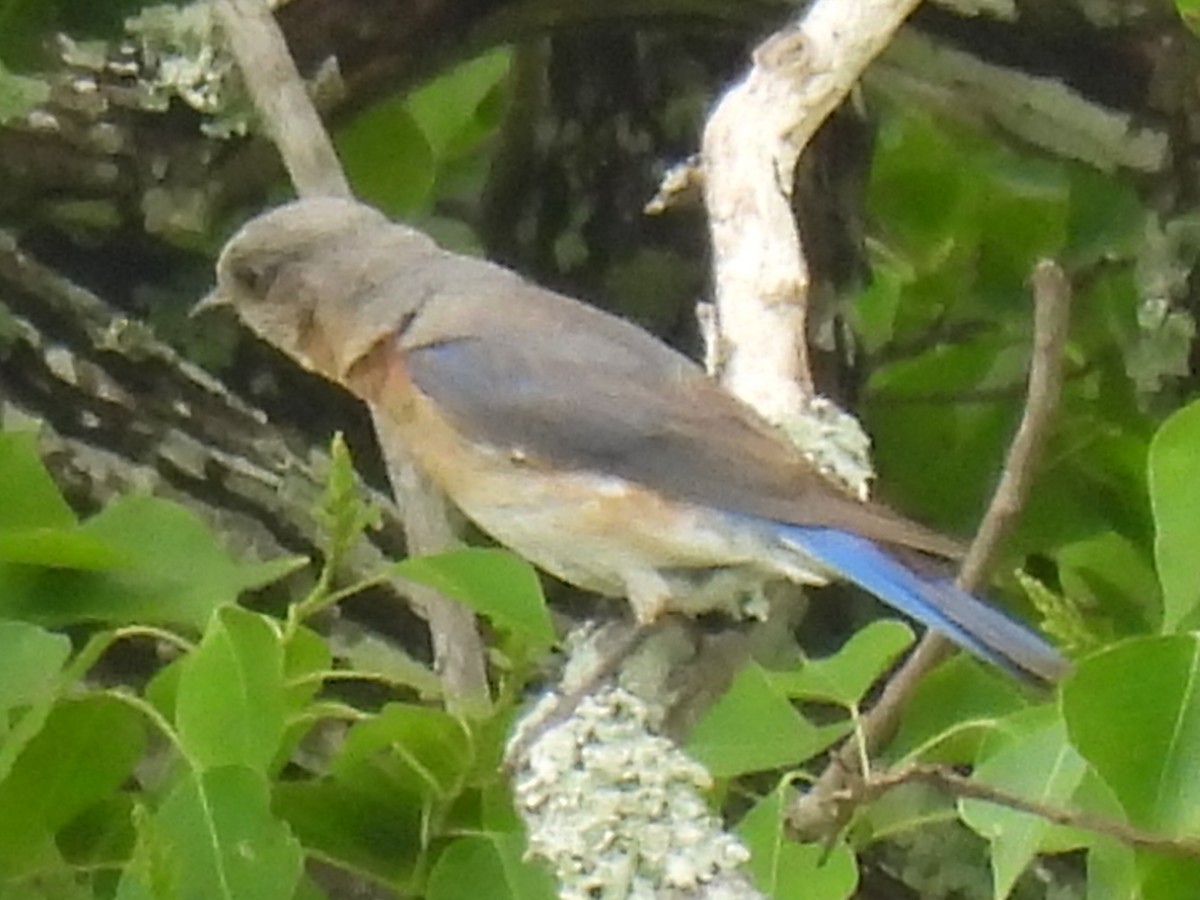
(701, 0), (923, 424)
(787, 259), (1074, 838)
(869, 763), (1200, 858)
(213, 0), (351, 198)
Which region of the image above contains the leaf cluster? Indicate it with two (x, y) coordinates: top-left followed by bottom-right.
(0, 430), (561, 899)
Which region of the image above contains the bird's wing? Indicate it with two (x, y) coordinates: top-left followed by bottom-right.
(393, 259), (963, 560)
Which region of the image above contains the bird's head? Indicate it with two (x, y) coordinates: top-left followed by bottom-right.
(197, 196), (402, 379)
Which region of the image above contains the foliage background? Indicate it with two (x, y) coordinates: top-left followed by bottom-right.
(2, 1), (1200, 898)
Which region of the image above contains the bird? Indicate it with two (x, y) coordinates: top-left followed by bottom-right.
(200, 196), (1067, 682)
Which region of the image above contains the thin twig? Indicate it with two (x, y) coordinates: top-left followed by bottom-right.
(787, 259), (1074, 838)
(958, 260), (1071, 589)
(868, 764), (1200, 858)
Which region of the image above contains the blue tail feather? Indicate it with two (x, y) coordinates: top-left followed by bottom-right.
(778, 524), (1067, 682)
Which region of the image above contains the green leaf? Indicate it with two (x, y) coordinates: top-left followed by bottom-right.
(866, 335), (1020, 531)
(0, 0), (150, 70)
(274, 778), (422, 887)
(1010, 411), (1150, 565)
(113, 809), (164, 900)
(1148, 399), (1200, 630)
(0, 495), (303, 630)
(1075, 774), (1142, 898)
(0, 0), (54, 70)
(1058, 532), (1158, 619)
(0, 527), (127, 569)
(889, 656), (1027, 763)
(687, 663), (834, 777)
(1065, 167), (1145, 266)
(478, 777), (522, 834)
(737, 782), (858, 900)
(145, 654), (185, 726)
(333, 702), (473, 803)
(394, 548), (553, 646)
(1063, 635), (1200, 834)
(283, 624), (333, 708)
(852, 260), (908, 353)
(0, 623), (79, 787)
(770, 620), (914, 707)
(122, 766), (303, 900)
(1086, 834), (1138, 900)
(868, 111), (973, 265)
(406, 49), (511, 161)
(81, 496), (304, 622)
(333, 627), (443, 699)
(1178, 0), (1200, 35)
(279, 706), (470, 886)
(0, 619), (70, 718)
(0, 696), (144, 878)
(277, 626), (334, 761)
(0, 863), (95, 899)
(292, 877), (331, 900)
(856, 779), (957, 845)
(0, 61), (48, 123)
(1138, 853), (1200, 900)
(959, 708), (1088, 899)
(176, 606), (286, 772)
(0, 432), (75, 531)
(426, 833), (554, 900)
(337, 97), (436, 216)
(57, 793), (137, 870)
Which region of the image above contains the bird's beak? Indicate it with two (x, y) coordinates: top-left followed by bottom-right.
(190, 287), (231, 319)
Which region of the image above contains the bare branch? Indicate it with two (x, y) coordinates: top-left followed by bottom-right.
(959, 260), (1072, 588)
(870, 764), (1200, 858)
(702, 0), (922, 422)
(370, 415), (491, 712)
(788, 259), (1074, 838)
(213, 0), (350, 198)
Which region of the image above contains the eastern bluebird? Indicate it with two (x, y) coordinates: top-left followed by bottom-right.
(201, 197), (1067, 682)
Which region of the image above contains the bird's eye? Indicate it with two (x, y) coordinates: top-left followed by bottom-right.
(230, 257), (281, 296)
